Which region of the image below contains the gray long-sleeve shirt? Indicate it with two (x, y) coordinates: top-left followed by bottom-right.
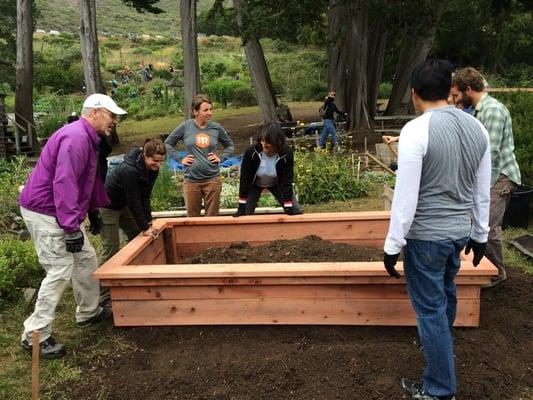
(384, 106), (491, 254)
(165, 119), (234, 181)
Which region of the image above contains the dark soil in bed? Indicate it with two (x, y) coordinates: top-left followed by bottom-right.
(54, 237), (532, 400)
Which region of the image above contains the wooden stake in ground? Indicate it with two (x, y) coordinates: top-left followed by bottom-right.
(32, 330), (40, 400)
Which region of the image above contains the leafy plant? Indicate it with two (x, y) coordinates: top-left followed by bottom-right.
(294, 148), (371, 204)
(151, 164), (184, 211)
(0, 156), (32, 231)
(0, 237), (42, 307)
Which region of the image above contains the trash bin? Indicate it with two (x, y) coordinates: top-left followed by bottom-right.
(503, 185), (533, 229)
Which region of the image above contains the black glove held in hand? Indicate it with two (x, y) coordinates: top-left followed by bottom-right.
(233, 203), (246, 217)
(88, 211), (103, 235)
(384, 252), (401, 279)
(284, 206), (302, 216)
(464, 238), (487, 267)
(65, 230), (84, 253)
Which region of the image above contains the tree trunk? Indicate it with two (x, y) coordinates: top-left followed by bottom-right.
(327, 0), (369, 130)
(16, 0), (36, 152)
(385, 1), (444, 115)
(366, 20), (387, 119)
(79, 0), (104, 95)
(233, 0), (278, 124)
(180, 0), (201, 118)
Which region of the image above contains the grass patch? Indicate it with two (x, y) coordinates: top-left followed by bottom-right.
(503, 226), (533, 274)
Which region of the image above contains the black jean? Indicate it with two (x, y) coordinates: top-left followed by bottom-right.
(244, 184), (300, 215)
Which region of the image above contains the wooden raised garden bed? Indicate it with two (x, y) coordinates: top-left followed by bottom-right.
(93, 212), (498, 327)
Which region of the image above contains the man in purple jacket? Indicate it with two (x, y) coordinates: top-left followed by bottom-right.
(19, 94), (126, 358)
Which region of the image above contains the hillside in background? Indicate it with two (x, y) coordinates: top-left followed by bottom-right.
(35, 0), (214, 36)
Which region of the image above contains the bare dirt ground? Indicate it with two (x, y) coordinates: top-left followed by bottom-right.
(56, 237), (532, 400)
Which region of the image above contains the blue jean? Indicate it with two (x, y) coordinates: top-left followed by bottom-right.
(319, 119), (338, 147)
(403, 237), (468, 398)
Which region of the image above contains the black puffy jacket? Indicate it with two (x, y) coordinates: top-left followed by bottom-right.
(105, 148), (159, 231)
(238, 143), (294, 204)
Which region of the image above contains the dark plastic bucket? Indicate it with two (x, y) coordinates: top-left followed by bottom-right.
(503, 185), (533, 229)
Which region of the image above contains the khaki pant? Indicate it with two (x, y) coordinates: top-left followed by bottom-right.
(99, 207), (140, 264)
(20, 207), (101, 345)
(98, 207), (141, 303)
(485, 174), (517, 275)
(183, 177), (222, 217)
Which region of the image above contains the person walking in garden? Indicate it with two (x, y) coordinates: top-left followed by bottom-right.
(165, 94), (234, 217)
(18, 94), (127, 358)
(319, 90), (344, 152)
(383, 59), (491, 400)
(97, 138), (166, 306)
(451, 67), (521, 287)
(234, 122), (301, 216)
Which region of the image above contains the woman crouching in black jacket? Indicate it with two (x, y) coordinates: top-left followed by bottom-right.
(99, 138), (166, 264)
(235, 123), (301, 216)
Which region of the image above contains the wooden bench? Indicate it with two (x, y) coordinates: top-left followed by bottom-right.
(93, 212), (498, 327)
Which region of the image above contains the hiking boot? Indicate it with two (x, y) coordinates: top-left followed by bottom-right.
(482, 271), (507, 288)
(77, 307), (113, 327)
(21, 336), (66, 359)
(401, 379), (456, 400)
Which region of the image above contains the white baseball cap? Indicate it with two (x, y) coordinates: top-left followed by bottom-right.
(82, 93), (127, 115)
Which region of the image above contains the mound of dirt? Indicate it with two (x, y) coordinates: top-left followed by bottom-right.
(185, 235), (383, 264)
(55, 238), (532, 400)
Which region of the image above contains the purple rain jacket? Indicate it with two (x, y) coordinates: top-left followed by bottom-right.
(19, 118), (110, 233)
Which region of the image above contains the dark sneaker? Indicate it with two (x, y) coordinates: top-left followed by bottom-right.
(21, 336), (66, 359)
(99, 298), (112, 309)
(400, 378), (456, 400)
(77, 307), (113, 327)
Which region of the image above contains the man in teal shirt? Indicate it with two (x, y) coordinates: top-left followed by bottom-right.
(451, 67), (521, 287)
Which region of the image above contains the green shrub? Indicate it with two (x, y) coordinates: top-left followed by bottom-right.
(37, 114), (64, 139)
(0, 237), (42, 307)
(0, 156), (32, 231)
(204, 79), (248, 108)
(232, 86), (257, 108)
(294, 149), (370, 204)
(378, 82), (393, 98)
(493, 92), (533, 185)
(151, 164), (184, 211)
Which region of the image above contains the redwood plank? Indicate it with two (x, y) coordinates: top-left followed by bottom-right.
(111, 298), (479, 327)
(110, 284), (479, 301)
(94, 261), (497, 280)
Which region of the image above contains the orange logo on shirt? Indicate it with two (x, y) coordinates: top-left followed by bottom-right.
(195, 133), (210, 148)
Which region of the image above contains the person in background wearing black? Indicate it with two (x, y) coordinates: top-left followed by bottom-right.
(98, 138), (166, 305)
(319, 90), (344, 152)
(235, 123), (301, 216)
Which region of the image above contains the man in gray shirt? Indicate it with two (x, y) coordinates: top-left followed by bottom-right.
(383, 59), (491, 400)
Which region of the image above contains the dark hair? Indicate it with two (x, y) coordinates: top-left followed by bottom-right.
(190, 94), (212, 118)
(452, 67), (485, 92)
(256, 122), (289, 154)
(143, 138), (166, 157)
(410, 59), (452, 101)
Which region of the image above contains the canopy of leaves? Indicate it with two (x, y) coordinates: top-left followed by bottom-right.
(121, 0), (164, 14)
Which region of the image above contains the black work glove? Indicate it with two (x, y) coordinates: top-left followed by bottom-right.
(65, 230), (84, 253)
(88, 211), (103, 235)
(233, 203), (246, 217)
(464, 238), (487, 267)
(284, 206), (302, 216)
(384, 252), (401, 279)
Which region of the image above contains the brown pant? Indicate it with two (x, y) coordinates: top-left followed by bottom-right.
(183, 177), (222, 217)
(485, 174), (517, 275)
